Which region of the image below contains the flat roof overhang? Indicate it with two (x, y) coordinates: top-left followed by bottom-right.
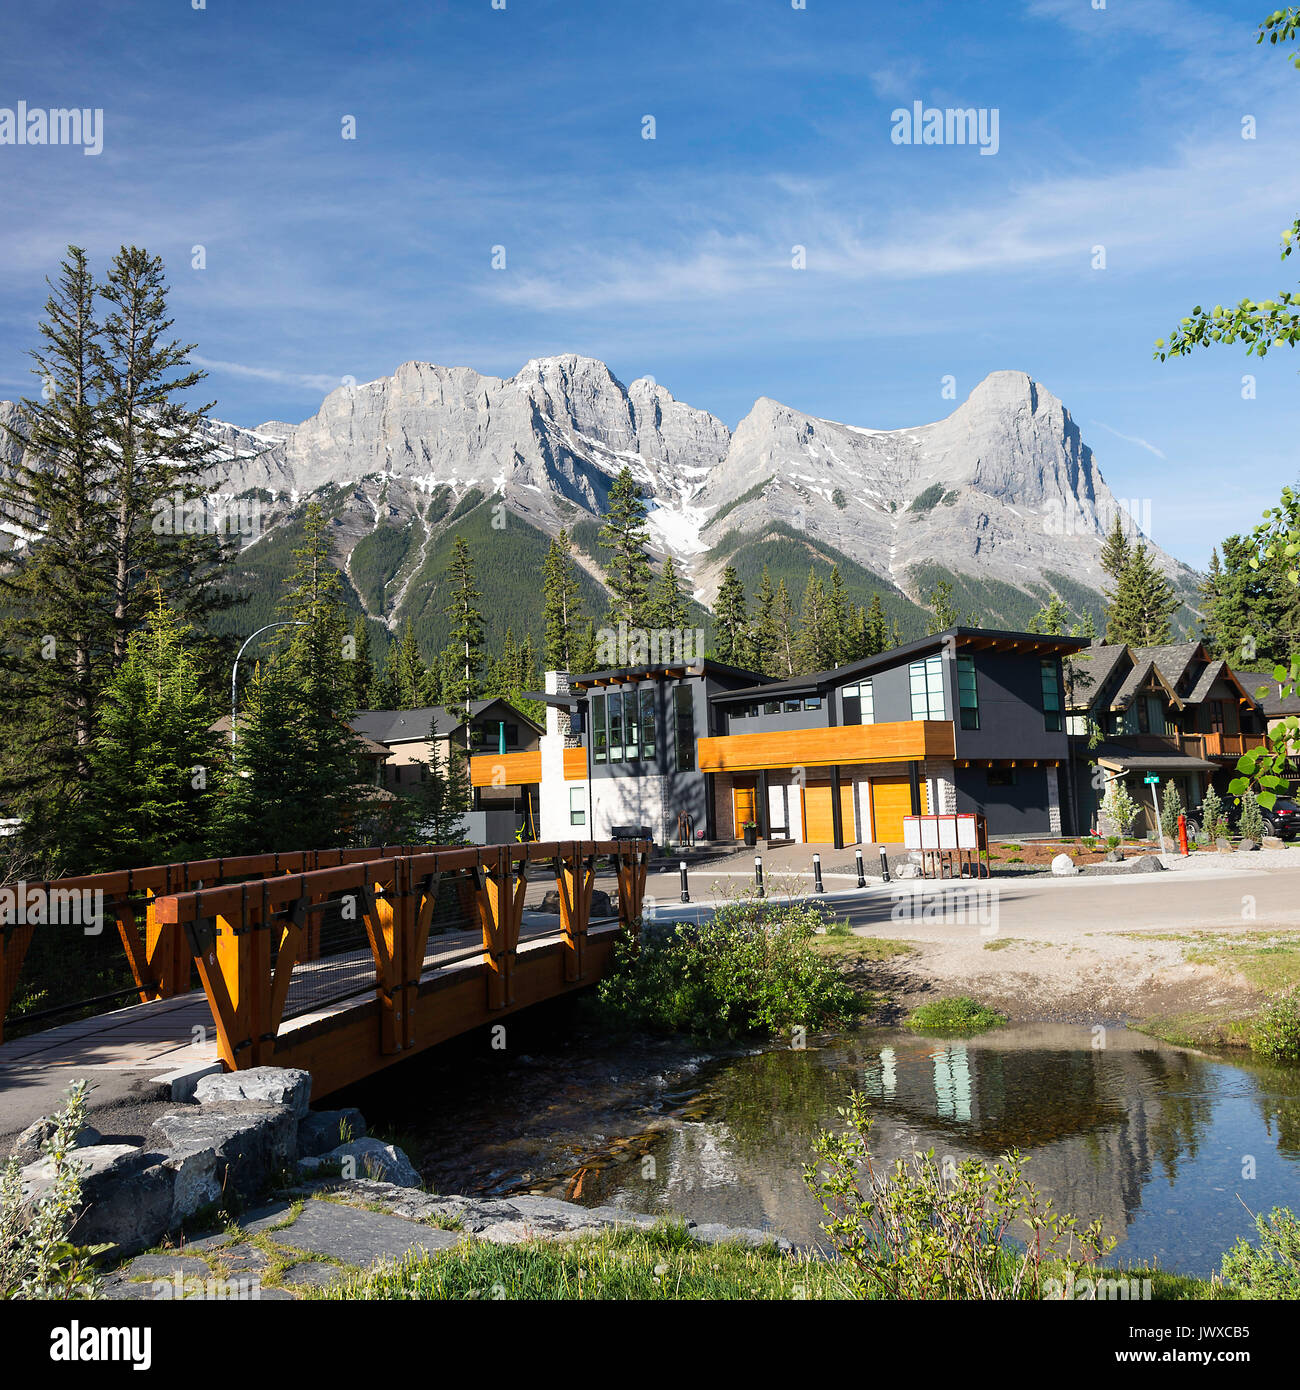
(697, 720), (955, 773)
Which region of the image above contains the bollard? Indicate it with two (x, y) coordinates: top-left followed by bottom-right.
(1177, 812), (1189, 857)
(855, 848), (866, 889)
(679, 860), (690, 903)
(754, 854), (765, 899)
(879, 847), (891, 883)
(812, 853), (825, 894)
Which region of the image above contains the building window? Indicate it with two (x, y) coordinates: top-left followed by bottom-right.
(640, 688), (656, 760)
(1209, 699), (1226, 734)
(622, 690), (639, 761)
(674, 687), (696, 772)
(804, 697), (821, 711)
(783, 699), (802, 713)
(1041, 659), (1062, 732)
(909, 655), (945, 721)
(569, 787), (586, 826)
(841, 680), (874, 725)
(763, 700), (780, 715)
(592, 694), (607, 764)
(957, 655), (979, 731)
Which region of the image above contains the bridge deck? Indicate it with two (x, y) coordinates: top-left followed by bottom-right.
(0, 913), (617, 1079)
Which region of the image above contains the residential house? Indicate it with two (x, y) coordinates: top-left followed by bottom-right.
(509, 628), (1086, 846)
(1063, 640), (1269, 835)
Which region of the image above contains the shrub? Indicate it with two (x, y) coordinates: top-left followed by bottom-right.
(1238, 791), (1266, 842)
(1101, 782), (1140, 836)
(1220, 1207), (1300, 1299)
(0, 1080), (108, 1299)
(904, 996), (1007, 1034)
(804, 1092), (1114, 1299)
(1252, 989), (1300, 1064)
(1199, 785), (1230, 842)
(595, 899), (861, 1039)
(1159, 782), (1183, 840)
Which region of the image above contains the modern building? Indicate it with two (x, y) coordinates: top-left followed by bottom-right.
(509, 628), (1087, 845)
(1062, 640), (1269, 835)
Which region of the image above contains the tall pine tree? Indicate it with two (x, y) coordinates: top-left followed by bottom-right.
(443, 535), (485, 748)
(713, 565), (748, 666)
(597, 466), (653, 627)
(542, 529), (583, 670)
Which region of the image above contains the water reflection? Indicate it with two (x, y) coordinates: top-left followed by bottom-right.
(588, 1024), (1300, 1277)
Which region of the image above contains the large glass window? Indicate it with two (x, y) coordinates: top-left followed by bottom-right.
(957, 655), (979, 731)
(1041, 659), (1062, 733)
(674, 687), (696, 772)
(841, 680), (874, 725)
(640, 688), (656, 760)
(909, 655), (945, 721)
(592, 694), (607, 764)
(608, 691), (624, 762)
(622, 690), (639, 760)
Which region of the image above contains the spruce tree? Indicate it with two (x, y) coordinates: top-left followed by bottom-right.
(597, 466), (653, 627)
(443, 535), (485, 747)
(1099, 511), (1132, 584)
(750, 565), (779, 675)
(393, 619), (425, 709)
(863, 594), (889, 656)
(713, 564), (748, 666)
(794, 568), (833, 673)
(826, 567), (851, 666)
(1107, 543), (1179, 646)
(346, 616), (375, 711)
(1029, 595), (1069, 635)
(0, 248), (113, 840)
(76, 598), (217, 870)
(925, 579), (961, 634)
(771, 579), (797, 677)
(648, 555), (689, 632)
(542, 529), (583, 670)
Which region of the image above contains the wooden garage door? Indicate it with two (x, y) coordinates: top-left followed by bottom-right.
(870, 777), (928, 843)
(801, 781), (856, 844)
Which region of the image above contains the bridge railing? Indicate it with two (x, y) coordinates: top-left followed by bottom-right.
(0, 844), (447, 1043)
(152, 839), (650, 1072)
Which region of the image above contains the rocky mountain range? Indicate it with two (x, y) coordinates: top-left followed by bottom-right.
(0, 355), (1201, 650)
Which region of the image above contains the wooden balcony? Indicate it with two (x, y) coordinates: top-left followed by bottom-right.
(1183, 732), (1267, 760)
(697, 720), (955, 774)
(469, 746), (586, 787)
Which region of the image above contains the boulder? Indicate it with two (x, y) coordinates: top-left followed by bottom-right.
(21, 1144), (174, 1256)
(149, 1104), (298, 1201)
(1050, 854), (1077, 876)
(194, 1066), (311, 1118)
(9, 1117), (102, 1167)
(1134, 856), (1166, 872)
(1237, 838), (1259, 853)
(1104, 849), (1125, 863)
(1216, 837), (1234, 854)
(1262, 836), (1285, 850)
(298, 1108), (368, 1158)
(535, 888), (616, 918)
(298, 1138), (420, 1189)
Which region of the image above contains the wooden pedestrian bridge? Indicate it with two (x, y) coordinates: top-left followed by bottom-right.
(0, 840), (649, 1098)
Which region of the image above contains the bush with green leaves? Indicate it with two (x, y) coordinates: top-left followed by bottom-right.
(1252, 988), (1300, 1064)
(1237, 791), (1266, 842)
(0, 1081), (108, 1299)
(804, 1092), (1114, 1300)
(904, 996), (1007, 1034)
(1198, 784), (1231, 843)
(1159, 781), (1184, 840)
(1220, 1206), (1300, 1299)
(595, 899), (861, 1039)
(1100, 781), (1140, 836)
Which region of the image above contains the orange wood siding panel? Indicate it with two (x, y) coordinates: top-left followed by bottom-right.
(869, 777), (928, 843)
(563, 747), (587, 779)
(697, 720), (954, 773)
(470, 750), (541, 788)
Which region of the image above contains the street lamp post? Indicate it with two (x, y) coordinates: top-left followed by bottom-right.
(230, 621), (307, 746)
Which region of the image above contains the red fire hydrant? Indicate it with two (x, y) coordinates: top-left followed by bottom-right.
(1177, 813), (1189, 856)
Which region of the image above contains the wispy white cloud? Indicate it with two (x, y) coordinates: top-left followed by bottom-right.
(1090, 420), (1167, 460)
(190, 356), (346, 395)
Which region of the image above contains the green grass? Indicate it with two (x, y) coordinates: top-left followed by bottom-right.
(810, 931), (917, 964)
(904, 996), (1008, 1034)
(313, 1221), (850, 1301)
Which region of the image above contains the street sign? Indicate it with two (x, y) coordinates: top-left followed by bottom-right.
(1143, 775), (1160, 785)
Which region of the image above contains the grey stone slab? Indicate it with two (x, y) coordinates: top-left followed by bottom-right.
(126, 1253), (213, 1281)
(263, 1198), (461, 1266)
(100, 1276), (161, 1301)
(194, 1067), (312, 1118)
(280, 1260), (346, 1288)
(233, 1200), (299, 1235)
(148, 1107), (297, 1200)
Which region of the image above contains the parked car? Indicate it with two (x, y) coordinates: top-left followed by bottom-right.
(1260, 799), (1299, 841)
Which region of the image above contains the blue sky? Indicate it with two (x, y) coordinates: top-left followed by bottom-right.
(2, 0), (1298, 569)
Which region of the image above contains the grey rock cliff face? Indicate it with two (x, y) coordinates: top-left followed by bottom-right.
(0, 358), (1196, 622)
